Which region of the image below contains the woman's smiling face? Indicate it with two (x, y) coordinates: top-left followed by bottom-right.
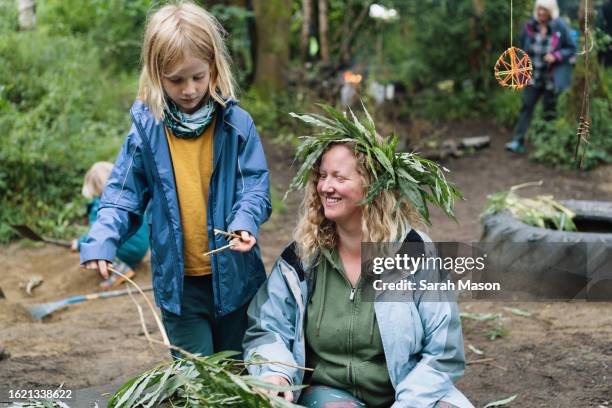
(316, 144), (364, 227)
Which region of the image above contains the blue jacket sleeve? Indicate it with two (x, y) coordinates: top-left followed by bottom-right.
(393, 300), (466, 407)
(80, 124), (150, 264)
(243, 258), (300, 383)
(393, 236), (468, 407)
(227, 120), (272, 239)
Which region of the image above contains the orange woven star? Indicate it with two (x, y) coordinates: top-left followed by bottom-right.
(494, 47), (533, 90)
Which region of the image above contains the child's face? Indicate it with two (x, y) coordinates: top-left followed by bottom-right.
(162, 55), (211, 114)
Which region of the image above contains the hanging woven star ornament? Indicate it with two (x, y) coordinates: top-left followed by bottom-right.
(494, 0), (532, 90)
(494, 46), (533, 90)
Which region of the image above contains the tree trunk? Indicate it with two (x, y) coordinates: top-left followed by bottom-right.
(252, 0), (292, 97)
(338, 1), (374, 67)
(301, 0), (312, 60)
(318, 0), (329, 64)
(17, 0), (36, 31)
(469, 0), (486, 89)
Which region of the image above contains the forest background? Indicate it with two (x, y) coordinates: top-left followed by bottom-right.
(0, 0), (610, 242)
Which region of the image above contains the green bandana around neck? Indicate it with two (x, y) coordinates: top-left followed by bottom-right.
(163, 97), (216, 139)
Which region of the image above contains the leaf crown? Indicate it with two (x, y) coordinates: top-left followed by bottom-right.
(287, 103), (462, 225)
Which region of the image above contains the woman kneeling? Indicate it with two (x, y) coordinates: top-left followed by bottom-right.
(243, 108), (473, 408)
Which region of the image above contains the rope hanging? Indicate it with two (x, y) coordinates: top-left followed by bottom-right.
(494, 0), (532, 90)
(574, 0), (591, 168)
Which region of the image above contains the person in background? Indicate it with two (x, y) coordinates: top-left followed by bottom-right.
(506, 0), (577, 154)
(71, 162), (149, 289)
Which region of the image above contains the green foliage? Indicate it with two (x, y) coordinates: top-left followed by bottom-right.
(483, 186), (577, 231)
(0, 0), (17, 34)
(270, 187), (288, 215)
(108, 351), (302, 407)
(490, 89), (523, 128)
(38, 1), (254, 80)
(483, 323), (510, 341)
(354, 0), (533, 123)
(209, 4), (254, 86)
(396, 0), (531, 89)
(240, 89), (301, 145)
(38, 0), (151, 72)
(412, 82), (487, 122)
(528, 90), (612, 170)
(0, 30), (134, 242)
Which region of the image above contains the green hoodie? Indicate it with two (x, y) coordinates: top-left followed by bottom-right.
(305, 248), (395, 407)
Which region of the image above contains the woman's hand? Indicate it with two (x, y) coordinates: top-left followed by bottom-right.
(70, 239), (79, 252)
(229, 230), (256, 253)
(544, 53), (556, 64)
(81, 259), (113, 279)
(260, 375), (293, 402)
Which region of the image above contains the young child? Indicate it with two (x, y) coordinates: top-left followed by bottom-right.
(79, 2), (271, 358)
(71, 161), (149, 289)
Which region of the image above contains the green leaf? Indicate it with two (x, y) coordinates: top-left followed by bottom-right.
(372, 147), (394, 177)
(289, 112), (336, 131)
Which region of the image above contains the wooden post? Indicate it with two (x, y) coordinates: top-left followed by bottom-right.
(318, 0), (329, 64)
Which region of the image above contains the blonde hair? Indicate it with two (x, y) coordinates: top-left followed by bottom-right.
(293, 143), (424, 264)
(534, 0), (559, 20)
(82, 162), (114, 200)
(137, 1), (237, 120)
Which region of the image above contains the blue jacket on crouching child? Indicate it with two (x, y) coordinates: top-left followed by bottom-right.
(243, 229), (474, 408)
(80, 100), (271, 316)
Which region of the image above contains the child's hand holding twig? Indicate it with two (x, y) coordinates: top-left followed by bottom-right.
(229, 230), (256, 253)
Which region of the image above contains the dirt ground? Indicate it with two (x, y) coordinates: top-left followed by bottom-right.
(1, 121), (611, 407)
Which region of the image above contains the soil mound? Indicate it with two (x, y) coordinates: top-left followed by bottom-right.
(0, 299), (33, 324)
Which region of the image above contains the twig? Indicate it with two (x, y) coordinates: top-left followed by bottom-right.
(108, 266), (170, 346)
(214, 229), (242, 240)
(126, 286), (156, 352)
(510, 180), (543, 191)
(467, 357), (507, 371)
(203, 243), (235, 257)
(467, 357), (495, 365)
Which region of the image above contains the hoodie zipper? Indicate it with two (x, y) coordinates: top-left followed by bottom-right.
(347, 281), (357, 391)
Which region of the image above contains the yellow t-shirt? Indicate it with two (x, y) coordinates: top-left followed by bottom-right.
(165, 118), (215, 276)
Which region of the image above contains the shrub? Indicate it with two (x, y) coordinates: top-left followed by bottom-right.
(38, 0), (150, 72)
(528, 91), (612, 170)
(491, 89), (523, 129)
(0, 30), (134, 242)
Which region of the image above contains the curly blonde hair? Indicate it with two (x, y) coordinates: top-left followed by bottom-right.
(293, 143), (424, 263)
